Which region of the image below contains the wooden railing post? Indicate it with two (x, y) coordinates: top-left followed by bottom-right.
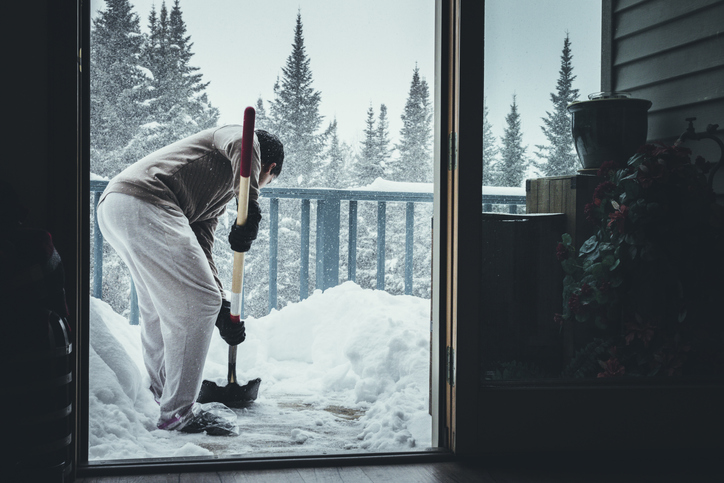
(376, 201), (386, 290)
(324, 198), (341, 290)
(315, 199), (325, 290)
(300, 198), (310, 300)
(269, 197), (279, 313)
(348, 200), (358, 283)
(405, 201), (415, 295)
(316, 196), (340, 291)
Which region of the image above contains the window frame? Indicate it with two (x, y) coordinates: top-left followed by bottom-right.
(68, 0), (724, 477)
(74, 0), (455, 476)
(454, 0), (724, 457)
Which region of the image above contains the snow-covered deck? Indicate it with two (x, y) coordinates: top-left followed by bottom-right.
(89, 282), (432, 459)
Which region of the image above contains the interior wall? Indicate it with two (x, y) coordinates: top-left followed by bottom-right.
(5, 0), (83, 476)
(5, 2), (50, 229)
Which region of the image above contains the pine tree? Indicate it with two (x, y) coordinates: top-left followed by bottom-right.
(482, 98), (499, 186)
(90, 0), (147, 176)
(397, 65), (433, 183)
(377, 104), (393, 177)
(269, 11), (325, 187)
(255, 97), (269, 131)
(137, 0), (219, 154)
(536, 33), (580, 176)
(357, 104), (383, 183)
(499, 95), (529, 187)
(167, 0), (218, 129)
(321, 118), (347, 188)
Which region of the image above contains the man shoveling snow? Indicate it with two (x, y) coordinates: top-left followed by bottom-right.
(97, 124), (284, 435)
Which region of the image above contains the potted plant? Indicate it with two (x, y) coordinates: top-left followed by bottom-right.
(556, 143), (724, 378)
(568, 92), (652, 172)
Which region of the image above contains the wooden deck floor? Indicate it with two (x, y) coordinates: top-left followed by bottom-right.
(76, 460), (723, 483)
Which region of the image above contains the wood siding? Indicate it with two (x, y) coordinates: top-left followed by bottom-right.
(606, 0), (724, 143)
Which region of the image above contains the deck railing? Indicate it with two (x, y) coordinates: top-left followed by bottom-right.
(90, 180), (525, 324)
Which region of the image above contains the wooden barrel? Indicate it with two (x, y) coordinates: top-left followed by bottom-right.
(5, 308), (73, 482)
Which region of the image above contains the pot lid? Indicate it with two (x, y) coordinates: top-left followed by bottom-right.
(568, 92), (652, 112)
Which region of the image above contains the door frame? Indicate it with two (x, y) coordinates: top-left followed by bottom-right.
(431, 0), (484, 455)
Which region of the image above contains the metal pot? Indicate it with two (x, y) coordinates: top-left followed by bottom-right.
(567, 92), (652, 171)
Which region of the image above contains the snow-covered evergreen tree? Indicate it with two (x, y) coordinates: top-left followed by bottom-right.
(90, 0), (147, 177)
(482, 98), (499, 186)
(356, 104), (383, 183)
(535, 33), (580, 176)
(136, 0), (219, 155)
(397, 66), (433, 183)
(320, 118), (348, 188)
(498, 95), (529, 187)
(376, 104), (393, 178)
(90, 0), (149, 315)
(90, 0), (219, 317)
(255, 97), (269, 131)
(269, 12), (325, 187)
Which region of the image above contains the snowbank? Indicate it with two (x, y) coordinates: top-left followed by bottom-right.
(352, 177), (526, 197)
(353, 178), (433, 193)
(89, 282), (432, 460)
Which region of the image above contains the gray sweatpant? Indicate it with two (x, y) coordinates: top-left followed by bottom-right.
(97, 192), (222, 429)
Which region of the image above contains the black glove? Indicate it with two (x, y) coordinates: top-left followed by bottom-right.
(228, 200), (262, 252)
(215, 299), (246, 346)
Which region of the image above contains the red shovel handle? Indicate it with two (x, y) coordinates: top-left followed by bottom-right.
(240, 106), (255, 179)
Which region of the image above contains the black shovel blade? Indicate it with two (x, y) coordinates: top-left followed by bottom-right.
(197, 377), (261, 408)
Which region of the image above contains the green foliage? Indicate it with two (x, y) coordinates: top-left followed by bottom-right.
(557, 144), (724, 377)
(560, 338), (612, 379)
(488, 360), (548, 381)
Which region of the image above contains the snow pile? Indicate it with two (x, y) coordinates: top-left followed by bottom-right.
(89, 281), (432, 460)
(353, 177), (526, 197)
(354, 178), (433, 193)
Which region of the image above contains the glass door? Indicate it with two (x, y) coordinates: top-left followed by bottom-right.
(87, 0), (439, 462)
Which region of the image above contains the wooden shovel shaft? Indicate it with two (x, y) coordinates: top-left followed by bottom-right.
(230, 108), (255, 321)
(229, 176), (250, 316)
(228, 106), (255, 385)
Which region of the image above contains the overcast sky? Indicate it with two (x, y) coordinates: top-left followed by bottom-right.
(485, 0), (602, 153)
(91, 0), (601, 158)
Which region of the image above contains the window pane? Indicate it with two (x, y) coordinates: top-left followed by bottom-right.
(482, 0), (606, 382)
(89, 0), (435, 460)
(482, 0), (724, 385)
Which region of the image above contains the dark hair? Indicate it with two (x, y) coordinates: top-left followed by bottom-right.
(256, 129), (284, 177)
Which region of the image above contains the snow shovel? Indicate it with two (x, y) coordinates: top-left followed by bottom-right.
(198, 106), (261, 408)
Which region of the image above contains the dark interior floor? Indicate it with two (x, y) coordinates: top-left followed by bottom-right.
(75, 459), (724, 483)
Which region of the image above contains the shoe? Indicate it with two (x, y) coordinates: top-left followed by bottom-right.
(178, 402), (239, 436)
